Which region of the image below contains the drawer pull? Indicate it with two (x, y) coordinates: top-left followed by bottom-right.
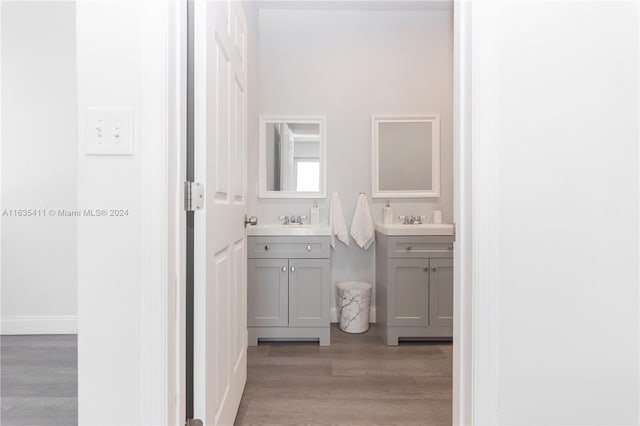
(290, 266), (296, 272)
(406, 245), (412, 251)
(281, 266), (287, 272)
(264, 245), (270, 251)
(307, 244), (312, 252)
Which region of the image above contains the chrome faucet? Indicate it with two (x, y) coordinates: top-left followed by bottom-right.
(279, 215), (308, 225)
(279, 215), (290, 225)
(400, 215), (423, 225)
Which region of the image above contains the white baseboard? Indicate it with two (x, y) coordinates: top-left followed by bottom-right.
(330, 306), (376, 323)
(1, 315), (77, 335)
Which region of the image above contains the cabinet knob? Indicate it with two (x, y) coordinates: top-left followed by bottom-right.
(281, 266), (287, 272)
(432, 267), (437, 272)
(423, 266), (429, 271)
(264, 245), (270, 251)
(306, 244), (312, 252)
(406, 245), (412, 251)
(448, 244), (453, 250)
(290, 266), (296, 272)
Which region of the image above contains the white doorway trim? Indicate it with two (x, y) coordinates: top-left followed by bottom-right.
(452, 2), (473, 423)
(453, 2), (500, 424)
(138, 0), (170, 424)
(137, 0), (186, 424)
(146, 2), (492, 425)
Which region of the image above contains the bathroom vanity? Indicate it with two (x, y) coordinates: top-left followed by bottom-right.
(375, 223), (454, 345)
(246, 225), (331, 346)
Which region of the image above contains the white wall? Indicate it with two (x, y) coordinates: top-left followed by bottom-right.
(250, 8), (453, 320)
(76, 1), (173, 424)
(1, 1), (77, 335)
(471, 2), (639, 424)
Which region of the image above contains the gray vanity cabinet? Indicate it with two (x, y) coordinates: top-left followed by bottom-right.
(388, 259), (429, 327)
(288, 259), (330, 327)
(429, 258), (454, 328)
(376, 233), (453, 345)
(247, 259), (288, 327)
(247, 236), (330, 346)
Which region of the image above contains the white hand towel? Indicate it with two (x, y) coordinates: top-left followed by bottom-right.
(350, 194), (375, 250)
(329, 193), (349, 248)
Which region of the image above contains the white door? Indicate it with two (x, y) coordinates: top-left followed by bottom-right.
(193, 0), (248, 424)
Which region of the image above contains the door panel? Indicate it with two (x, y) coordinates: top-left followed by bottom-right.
(247, 259), (289, 327)
(212, 44), (229, 200)
(193, 1), (247, 424)
(288, 259), (330, 327)
(233, 240), (246, 368)
(429, 258), (454, 327)
(388, 259), (429, 327)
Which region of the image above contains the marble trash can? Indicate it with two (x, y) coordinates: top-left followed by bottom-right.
(337, 281), (372, 333)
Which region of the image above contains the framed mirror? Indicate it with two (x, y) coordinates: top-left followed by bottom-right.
(259, 116), (327, 198)
(372, 115), (440, 198)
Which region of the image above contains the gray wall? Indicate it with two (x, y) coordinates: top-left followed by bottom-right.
(247, 7), (453, 320)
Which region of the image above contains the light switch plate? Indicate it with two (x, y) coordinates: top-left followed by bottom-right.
(85, 108), (134, 156)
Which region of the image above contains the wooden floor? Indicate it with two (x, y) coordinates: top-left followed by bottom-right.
(0, 327), (450, 426)
(235, 324), (452, 426)
(0, 335), (77, 426)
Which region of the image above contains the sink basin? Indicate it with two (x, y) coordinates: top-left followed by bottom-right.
(246, 224), (331, 236)
(375, 223), (454, 236)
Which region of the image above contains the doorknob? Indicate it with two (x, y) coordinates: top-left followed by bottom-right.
(290, 266), (296, 272)
(244, 214), (258, 227)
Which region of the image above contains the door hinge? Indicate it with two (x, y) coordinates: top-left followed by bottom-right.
(185, 419), (203, 426)
(184, 181), (204, 212)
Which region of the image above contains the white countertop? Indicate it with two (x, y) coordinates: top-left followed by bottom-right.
(375, 223), (454, 236)
(246, 224), (331, 237)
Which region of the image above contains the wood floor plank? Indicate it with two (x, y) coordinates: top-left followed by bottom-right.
(236, 325), (452, 425)
(236, 397), (451, 425)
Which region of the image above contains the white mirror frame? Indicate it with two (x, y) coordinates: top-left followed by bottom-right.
(258, 115), (327, 199)
(371, 114), (440, 198)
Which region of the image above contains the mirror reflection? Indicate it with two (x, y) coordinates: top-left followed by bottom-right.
(372, 115), (440, 198)
(378, 121), (433, 191)
(265, 122), (321, 193)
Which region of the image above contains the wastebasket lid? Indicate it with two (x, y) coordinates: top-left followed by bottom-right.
(337, 281), (372, 291)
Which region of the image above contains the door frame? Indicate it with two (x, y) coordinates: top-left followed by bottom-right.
(453, 2), (499, 424)
(148, 1), (493, 425)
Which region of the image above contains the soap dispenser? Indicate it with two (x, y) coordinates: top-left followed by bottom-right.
(383, 200), (393, 225)
(310, 201), (320, 225)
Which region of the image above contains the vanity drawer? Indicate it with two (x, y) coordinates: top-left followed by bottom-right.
(248, 236), (330, 259)
(387, 236), (454, 259)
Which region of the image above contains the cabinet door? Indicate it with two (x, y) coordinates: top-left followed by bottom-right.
(388, 259), (429, 327)
(429, 258), (453, 327)
(248, 259), (288, 327)
(288, 259), (330, 327)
